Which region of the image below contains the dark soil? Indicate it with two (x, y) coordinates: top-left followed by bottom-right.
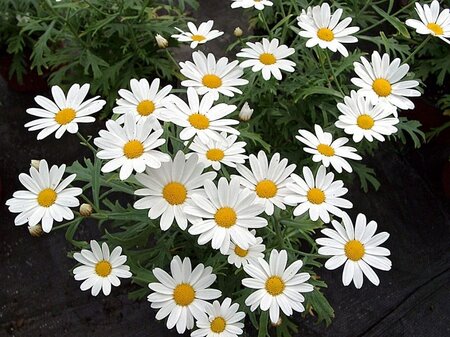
(1, 1), (450, 336)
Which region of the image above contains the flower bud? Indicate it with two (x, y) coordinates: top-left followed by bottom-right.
(155, 34), (169, 49)
(30, 160), (41, 170)
(79, 203), (93, 217)
(234, 27), (243, 37)
(28, 224), (43, 237)
(239, 102), (254, 121)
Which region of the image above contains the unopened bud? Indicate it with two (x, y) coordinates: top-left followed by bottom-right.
(239, 102), (254, 121)
(234, 27), (243, 37)
(79, 203), (93, 217)
(28, 224), (43, 237)
(30, 160), (41, 170)
(271, 317), (282, 327)
(155, 34), (169, 49)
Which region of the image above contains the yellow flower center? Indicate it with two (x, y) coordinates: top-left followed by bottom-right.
(317, 144), (335, 157)
(427, 22), (443, 35)
(357, 114), (375, 130)
(37, 188), (57, 207)
(173, 283), (196, 306)
(188, 113), (210, 130)
(206, 148), (225, 161)
(265, 276), (285, 296)
(234, 245), (249, 257)
(136, 100), (155, 116)
(210, 317), (226, 333)
(259, 53), (277, 65)
(54, 108), (76, 125)
(95, 260), (112, 277)
(123, 140), (144, 159)
(317, 28), (334, 41)
(307, 188), (325, 204)
(255, 179), (278, 198)
(344, 240), (365, 261)
(202, 74), (222, 89)
(191, 34), (206, 41)
(372, 78), (392, 97)
(214, 207), (237, 228)
(162, 182), (187, 205)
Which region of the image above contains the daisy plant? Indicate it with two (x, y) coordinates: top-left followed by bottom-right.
(6, 1), (448, 337)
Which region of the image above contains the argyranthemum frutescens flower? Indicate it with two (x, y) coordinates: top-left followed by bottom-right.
(6, 159), (82, 233)
(285, 165), (352, 223)
(180, 51), (249, 100)
(242, 249), (313, 324)
(233, 151), (296, 216)
(231, 0), (273, 11)
(226, 229), (265, 268)
(351, 51), (421, 110)
(185, 177), (267, 254)
(186, 131), (248, 170)
(25, 83), (106, 140)
(316, 213), (392, 288)
(237, 38), (296, 80)
(148, 256), (221, 334)
(296, 124), (362, 173)
(406, 0), (450, 44)
(165, 87), (239, 143)
(191, 298), (245, 337)
(94, 114), (170, 180)
(134, 151), (216, 231)
(113, 78), (172, 127)
(73, 240), (132, 296)
(336, 90), (400, 142)
(172, 20), (224, 49)
(297, 2), (360, 57)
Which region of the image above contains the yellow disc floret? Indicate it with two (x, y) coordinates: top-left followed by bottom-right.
(427, 23), (443, 35)
(214, 207), (237, 228)
(173, 283), (196, 306)
(317, 144), (335, 157)
(95, 260), (112, 277)
(206, 148), (225, 161)
(136, 100), (155, 116)
(55, 108), (76, 125)
(210, 317), (226, 333)
(162, 182), (187, 205)
(307, 188), (325, 204)
(357, 114), (375, 130)
(255, 179), (278, 199)
(344, 240), (365, 261)
(202, 74), (222, 89)
(188, 113), (210, 130)
(372, 78), (392, 97)
(317, 28), (334, 41)
(265, 276), (285, 296)
(123, 140), (144, 159)
(37, 188), (57, 207)
(259, 53), (277, 65)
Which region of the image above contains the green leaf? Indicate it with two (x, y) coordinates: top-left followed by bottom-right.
(258, 311), (269, 337)
(297, 86), (343, 101)
(393, 117), (425, 148)
(372, 5), (410, 38)
(352, 162), (381, 192)
(305, 289), (335, 326)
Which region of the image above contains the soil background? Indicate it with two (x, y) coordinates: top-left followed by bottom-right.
(1, 1), (449, 336)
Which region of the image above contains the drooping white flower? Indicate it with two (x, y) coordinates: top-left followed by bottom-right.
(231, 0), (273, 11)
(172, 20), (224, 49)
(226, 230), (265, 268)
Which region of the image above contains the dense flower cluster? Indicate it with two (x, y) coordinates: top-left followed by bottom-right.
(6, 1), (447, 335)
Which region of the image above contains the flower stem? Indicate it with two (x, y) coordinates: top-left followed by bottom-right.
(325, 51), (345, 96)
(76, 132), (97, 153)
(403, 35), (431, 64)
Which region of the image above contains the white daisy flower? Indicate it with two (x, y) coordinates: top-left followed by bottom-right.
(185, 177), (267, 254)
(94, 114), (170, 180)
(242, 249), (313, 324)
(316, 213), (392, 288)
(296, 124), (362, 173)
(113, 78), (172, 128)
(351, 51), (421, 110)
(186, 132), (247, 171)
(166, 87), (239, 143)
(237, 38), (296, 80)
(134, 151), (216, 231)
(172, 20), (224, 49)
(73, 240), (132, 296)
(231, 0), (273, 11)
(180, 51), (249, 100)
(233, 151), (296, 216)
(226, 230), (265, 268)
(406, 0), (450, 44)
(285, 165), (352, 223)
(191, 297), (245, 337)
(148, 256), (221, 334)
(25, 84), (106, 140)
(297, 3), (360, 57)
(336, 90), (400, 142)
(6, 159), (82, 233)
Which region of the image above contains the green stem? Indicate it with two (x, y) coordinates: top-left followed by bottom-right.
(76, 132), (97, 153)
(325, 51), (344, 95)
(403, 35), (431, 64)
(183, 138), (194, 153)
(52, 218), (79, 231)
(165, 49), (180, 70)
(259, 12), (272, 38)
